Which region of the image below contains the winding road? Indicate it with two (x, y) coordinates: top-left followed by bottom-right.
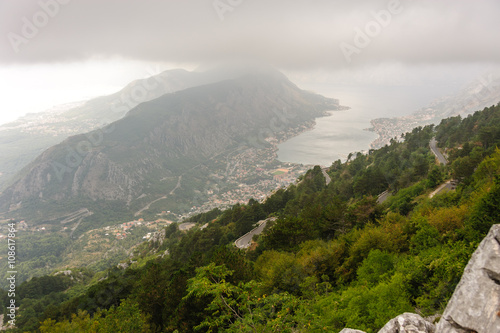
(134, 175), (182, 217)
(178, 222), (196, 231)
(234, 217), (276, 249)
(429, 180), (454, 198)
(134, 195), (167, 217)
(169, 175), (182, 195)
(376, 138), (447, 204)
(322, 168), (332, 185)
(430, 137), (448, 165)
(377, 190), (391, 204)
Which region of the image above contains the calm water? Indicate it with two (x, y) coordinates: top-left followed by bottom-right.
(277, 84), (451, 166)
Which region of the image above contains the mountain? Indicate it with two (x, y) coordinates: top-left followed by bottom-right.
(0, 68), (341, 234)
(5, 103), (500, 332)
(369, 72), (500, 148)
(0, 68), (244, 190)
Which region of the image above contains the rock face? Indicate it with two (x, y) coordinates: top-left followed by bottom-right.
(436, 224), (500, 333)
(378, 313), (435, 333)
(340, 313), (436, 333)
(340, 225), (500, 333)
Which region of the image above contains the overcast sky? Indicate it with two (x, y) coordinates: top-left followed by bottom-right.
(1, 0), (499, 124)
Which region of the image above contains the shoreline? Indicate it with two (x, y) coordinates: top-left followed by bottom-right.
(275, 106), (379, 166)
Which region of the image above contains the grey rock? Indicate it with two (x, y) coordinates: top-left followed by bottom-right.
(378, 313), (435, 333)
(54, 270), (72, 276)
(117, 262), (129, 270)
(148, 229), (167, 246)
(339, 329), (366, 333)
(436, 224), (500, 333)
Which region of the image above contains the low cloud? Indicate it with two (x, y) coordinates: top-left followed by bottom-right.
(1, 0), (499, 70)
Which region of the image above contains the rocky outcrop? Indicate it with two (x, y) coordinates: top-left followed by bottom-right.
(339, 313), (436, 333)
(378, 313), (435, 333)
(148, 228), (167, 247)
(339, 225), (500, 333)
(436, 224), (500, 333)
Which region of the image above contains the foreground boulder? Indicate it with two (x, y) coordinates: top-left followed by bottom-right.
(436, 224), (500, 333)
(339, 313), (436, 333)
(377, 313), (435, 333)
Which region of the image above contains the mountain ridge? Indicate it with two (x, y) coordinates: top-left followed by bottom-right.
(0, 67), (256, 190)
(0, 70), (343, 231)
(5, 103), (499, 332)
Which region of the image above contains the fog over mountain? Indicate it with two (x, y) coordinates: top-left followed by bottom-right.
(1, 0), (500, 125)
(0, 67), (254, 190)
(2, 0), (499, 67)
(1, 0), (499, 205)
(0, 68), (342, 230)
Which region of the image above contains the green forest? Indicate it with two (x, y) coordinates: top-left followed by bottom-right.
(2, 103), (500, 332)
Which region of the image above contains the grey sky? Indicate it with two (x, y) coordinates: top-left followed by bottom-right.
(1, 0), (499, 68)
(1, 0), (499, 126)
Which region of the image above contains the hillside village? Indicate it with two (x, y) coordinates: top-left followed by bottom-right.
(178, 123), (323, 219)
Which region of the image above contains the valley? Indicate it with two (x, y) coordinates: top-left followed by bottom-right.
(0, 114), (318, 284)
(1, 67), (497, 295)
(0, 69), (346, 288)
(4, 102), (499, 332)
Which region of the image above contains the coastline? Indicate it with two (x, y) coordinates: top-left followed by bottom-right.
(276, 105), (384, 166)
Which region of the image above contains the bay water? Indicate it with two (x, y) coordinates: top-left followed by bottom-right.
(277, 84), (450, 167)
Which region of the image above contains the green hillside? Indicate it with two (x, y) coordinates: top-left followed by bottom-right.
(0, 70), (345, 295)
(2, 103), (500, 332)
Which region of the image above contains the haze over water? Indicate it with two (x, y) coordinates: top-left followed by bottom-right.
(277, 84), (454, 167)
